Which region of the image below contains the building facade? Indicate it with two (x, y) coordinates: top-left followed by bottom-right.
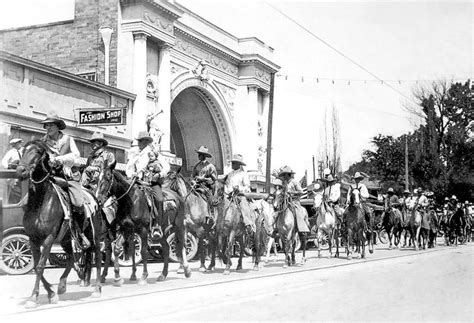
(0, 0), (279, 177)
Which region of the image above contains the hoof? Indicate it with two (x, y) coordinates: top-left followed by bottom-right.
(157, 274), (166, 282)
(113, 278), (124, 286)
(361, 254), (366, 259)
(253, 265), (260, 271)
(79, 280), (90, 288)
(223, 269), (230, 275)
(236, 265), (243, 271)
(301, 257), (306, 265)
(327, 254), (332, 259)
(369, 249), (374, 254)
(264, 259), (269, 264)
(334, 253), (339, 258)
(177, 267), (185, 274)
(206, 266), (215, 272)
(57, 283), (67, 295)
(198, 266), (206, 272)
(49, 293), (58, 304)
(138, 278), (147, 286)
(129, 275), (137, 281)
(347, 255), (352, 260)
(91, 291), (101, 298)
(184, 266), (192, 278)
(318, 253), (322, 258)
(100, 277), (106, 284)
(25, 300), (38, 309)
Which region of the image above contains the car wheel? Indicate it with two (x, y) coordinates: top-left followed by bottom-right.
(113, 233), (142, 267)
(0, 233), (34, 275)
(378, 229), (389, 244)
(167, 232), (198, 263)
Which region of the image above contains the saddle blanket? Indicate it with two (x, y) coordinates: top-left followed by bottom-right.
(293, 203), (310, 233)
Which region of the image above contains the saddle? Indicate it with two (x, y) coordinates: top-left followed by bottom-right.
(137, 184), (159, 220)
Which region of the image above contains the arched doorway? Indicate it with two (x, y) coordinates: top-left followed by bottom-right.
(170, 86), (230, 176)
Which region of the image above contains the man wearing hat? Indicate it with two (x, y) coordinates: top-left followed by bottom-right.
(80, 132), (115, 190)
(275, 166), (310, 233)
(192, 145), (217, 194)
(387, 188), (401, 210)
(126, 131), (164, 236)
(2, 138), (23, 169)
(224, 154), (256, 233)
(346, 172), (373, 230)
(322, 175), (341, 205)
(40, 113), (89, 248)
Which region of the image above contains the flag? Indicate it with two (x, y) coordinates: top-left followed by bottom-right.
(299, 171), (307, 188)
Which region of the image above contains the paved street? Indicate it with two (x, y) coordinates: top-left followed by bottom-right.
(0, 240), (472, 321)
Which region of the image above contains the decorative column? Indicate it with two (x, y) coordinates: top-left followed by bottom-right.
(238, 85), (259, 171)
(157, 45), (171, 152)
(132, 32), (149, 139)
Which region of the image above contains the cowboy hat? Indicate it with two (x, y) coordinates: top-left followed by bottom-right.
(278, 166), (295, 176)
(195, 145), (212, 158)
(135, 131), (153, 142)
(387, 187), (394, 194)
(40, 113), (66, 130)
(273, 178), (283, 187)
(403, 189), (411, 194)
(89, 131), (108, 146)
(451, 195), (457, 200)
(9, 138), (22, 144)
(323, 174), (336, 182)
(230, 154), (246, 166)
(352, 172), (364, 180)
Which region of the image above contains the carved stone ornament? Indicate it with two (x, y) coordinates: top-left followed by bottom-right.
(214, 82), (236, 110)
(143, 12), (173, 33)
(146, 74), (159, 99)
(255, 68), (270, 82)
(192, 59), (210, 82)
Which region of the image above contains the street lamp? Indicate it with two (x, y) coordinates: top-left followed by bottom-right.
(99, 26), (113, 85)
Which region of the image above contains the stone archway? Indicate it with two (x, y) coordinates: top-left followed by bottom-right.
(170, 83), (233, 176)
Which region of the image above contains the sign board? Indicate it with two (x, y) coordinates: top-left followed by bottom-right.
(78, 108), (125, 126)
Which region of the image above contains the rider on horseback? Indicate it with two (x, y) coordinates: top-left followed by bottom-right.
(346, 172), (373, 231)
(40, 113), (90, 249)
(192, 146), (218, 222)
(80, 132), (115, 191)
(223, 154), (255, 234)
(126, 131), (164, 237)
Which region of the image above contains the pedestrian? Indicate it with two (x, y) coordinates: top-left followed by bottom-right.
(2, 138), (23, 169)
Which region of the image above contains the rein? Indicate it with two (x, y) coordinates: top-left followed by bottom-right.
(104, 172), (137, 205)
(20, 149), (51, 185)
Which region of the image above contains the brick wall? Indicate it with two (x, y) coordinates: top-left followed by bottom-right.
(0, 0), (118, 87)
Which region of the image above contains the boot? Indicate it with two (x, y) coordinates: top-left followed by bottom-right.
(151, 200), (164, 238)
(72, 206), (91, 250)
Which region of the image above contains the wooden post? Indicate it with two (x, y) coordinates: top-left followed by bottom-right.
(265, 73), (275, 193)
(312, 155), (316, 182)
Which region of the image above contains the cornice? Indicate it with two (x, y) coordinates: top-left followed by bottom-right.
(122, 20), (175, 46)
(0, 51), (136, 100)
(120, 0), (184, 20)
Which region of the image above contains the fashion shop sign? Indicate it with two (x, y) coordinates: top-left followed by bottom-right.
(78, 108), (125, 126)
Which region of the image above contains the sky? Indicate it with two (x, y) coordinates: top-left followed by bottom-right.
(0, 0), (472, 178)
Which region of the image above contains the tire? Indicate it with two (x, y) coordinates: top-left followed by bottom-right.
(0, 233), (34, 275)
(167, 232), (198, 263)
(378, 229), (389, 244)
(113, 233), (142, 267)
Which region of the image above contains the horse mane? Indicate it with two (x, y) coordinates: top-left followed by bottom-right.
(24, 139), (49, 154)
(163, 172), (189, 198)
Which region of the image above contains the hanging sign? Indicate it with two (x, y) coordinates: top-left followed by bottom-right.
(78, 108), (125, 126)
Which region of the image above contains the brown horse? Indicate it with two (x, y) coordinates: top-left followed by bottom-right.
(344, 188), (367, 259)
(275, 189), (301, 267)
(95, 164), (191, 286)
(409, 207), (424, 250)
(16, 140), (102, 308)
(381, 197), (403, 249)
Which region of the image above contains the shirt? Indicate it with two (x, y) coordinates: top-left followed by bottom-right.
(388, 195), (400, 208)
(81, 147), (115, 187)
(224, 169), (250, 194)
(192, 160), (217, 186)
(42, 132), (80, 178)
(409, 195), (429, 209)
(285, 178), (304, 196)
(323, 183), (341, 203)
(2, 148), (22, 169)
(126, 145), (153, 179)
(346, 183), (369, 202)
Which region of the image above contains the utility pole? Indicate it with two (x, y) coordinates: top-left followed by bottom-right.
(312, 155), (316, 182)
(405, 135), (409, 190)
(265, 73), (275, 193)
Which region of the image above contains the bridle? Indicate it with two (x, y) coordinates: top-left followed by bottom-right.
(18, 146), (51, 185)
(100, 170), (136, 205)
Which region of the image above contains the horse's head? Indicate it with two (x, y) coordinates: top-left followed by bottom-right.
(349, 188), (361, 206)
(95, 160), (115, 205)
(163, 170), (188, 198)
(16, 140), (50, 181)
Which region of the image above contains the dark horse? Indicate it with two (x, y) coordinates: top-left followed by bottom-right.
(446, 205), (466, 246)
(381, 196), (402, 249)
(16, 140), (102, 308)
(95, 163), (191, 285)
(344, 188), (367, 259)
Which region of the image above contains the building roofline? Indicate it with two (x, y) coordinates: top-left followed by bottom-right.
(0, 19), (74, 33)
(0, 51), (136, 101)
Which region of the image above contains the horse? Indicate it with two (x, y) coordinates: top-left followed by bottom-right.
(400, 206), (412, 248)
(343, 188), (367, 259)
(446, 205), (466, 246)
(425, 208), (438, 248)
(95, 163), (190, 286)
(381, 197), (403, 249)
(16, 140), (102, 308)
(409, 205), (425, 250)
(274, 189), (304, 267)
(315, 199), (336, 258)
(251, 198), (274, 269)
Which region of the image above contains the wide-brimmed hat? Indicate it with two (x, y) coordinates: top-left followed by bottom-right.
(444, 197), (450, 201)
(9, 138), (22, 144)
(135, 131), (153, 142)
(387, 187), (394, 194)
(278, 166), (295, 176)
(273, 178), (283, 187)
(195, 145), (212, 158)
(417, 187), (423, 193)
(230, 154), (246, 166)
(403, 189), (411, 194)
(451, 195), (457, 200)
(323, 174), (336, 183)
(40, 113), (66, 130)
(89, 131), (108, 146)
(352, 172), (364, 180)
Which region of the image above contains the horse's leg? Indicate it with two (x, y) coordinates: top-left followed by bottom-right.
(129, 234), (137, 281)
(253, 229), (261, 271)
(290, 233), (296, 266)
(360, 229), (366, 259)
(346, 230), (352, 260)
(415, 226), (421, 251)
(236, 234), (245, 271)
(198, 231), (207, 272)
(138, 228), (148, 285)
(57, 231), (74, 295)
(224, 231), (235, 275)
(112, 235), (124, 286)
(157, 235), (169, 282)
(317, 229), (322, 258)
(91, 220), (102, 297)
(300, 232), (307, 265)
(328, 229), (333, 258)
(100, 232), (112, 283)
(207, 231), (217, 271)
(265, 237), (274, 263)
(178, 227), (192, 278)
(334, 227), (340, 258)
